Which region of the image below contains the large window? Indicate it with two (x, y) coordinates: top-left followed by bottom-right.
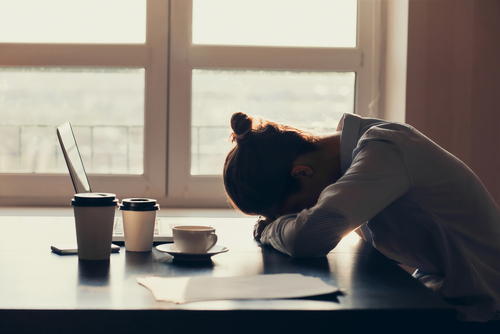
(0, 0), (378, 207)
(0, 0), (168, 205)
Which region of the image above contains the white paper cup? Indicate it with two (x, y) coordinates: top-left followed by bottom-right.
(119, 198), (160, 252)
(71, 193), (118, 260)
(172, 225), (218, 254)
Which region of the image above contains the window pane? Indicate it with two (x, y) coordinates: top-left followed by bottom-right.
(0, 67), (145, 174)
(0, 0), (146, 44)
(192, 0), (357, 47)
(191, 69), (355, 175)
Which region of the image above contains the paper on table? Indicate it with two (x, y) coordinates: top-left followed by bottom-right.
(137, 274), (338, 304)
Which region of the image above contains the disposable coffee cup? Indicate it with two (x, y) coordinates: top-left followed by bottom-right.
(119, 198), (160, 252)
(71, 193), (118, 260)
(172, 225), (218, 254)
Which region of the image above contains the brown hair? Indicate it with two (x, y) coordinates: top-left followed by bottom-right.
(223, 112), (317, 217)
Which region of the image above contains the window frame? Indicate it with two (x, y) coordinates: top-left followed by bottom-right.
(166, 0), (378, 207)
(0, 0), (168, 206)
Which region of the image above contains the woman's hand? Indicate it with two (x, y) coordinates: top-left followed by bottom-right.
(253, 217), (273, 240)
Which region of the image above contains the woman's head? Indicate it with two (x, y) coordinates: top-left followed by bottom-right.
(223, 112), (318, 217)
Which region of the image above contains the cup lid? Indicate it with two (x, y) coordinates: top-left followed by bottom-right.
(71, 193), (118, 207)
(119, 198), (159, 211)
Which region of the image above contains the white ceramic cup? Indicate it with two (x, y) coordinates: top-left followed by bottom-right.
(71, 193), (118, 261)
(172, 225), (218, 254)
(119, 198), (160, 252)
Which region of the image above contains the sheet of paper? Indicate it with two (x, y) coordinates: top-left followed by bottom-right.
(137, 273), (338, 304)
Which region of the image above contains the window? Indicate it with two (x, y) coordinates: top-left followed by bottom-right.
(190, 69), (356, 175)
(0, 67), (145, 175)
(168, 0), (377, 205)
(0, 0), (168, 205)
(0, 0), (378, 207)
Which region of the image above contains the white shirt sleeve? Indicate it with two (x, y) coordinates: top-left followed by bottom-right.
(259, 139), (411, 258)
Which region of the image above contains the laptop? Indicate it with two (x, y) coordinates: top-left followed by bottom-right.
(56, 122), (173, 243)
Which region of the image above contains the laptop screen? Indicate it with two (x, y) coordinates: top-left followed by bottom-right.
(57, 122), (92, 193)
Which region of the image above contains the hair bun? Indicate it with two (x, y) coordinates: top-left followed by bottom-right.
(231, 112), (252, 136)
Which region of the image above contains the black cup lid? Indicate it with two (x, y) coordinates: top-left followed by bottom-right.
(119, 198), (159, 211)
(71, 193), (118, 207)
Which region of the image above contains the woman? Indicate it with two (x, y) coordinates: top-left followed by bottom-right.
(223, 111), (500, 322)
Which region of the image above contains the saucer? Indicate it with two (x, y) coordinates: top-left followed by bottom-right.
(156, 243), (228, 261)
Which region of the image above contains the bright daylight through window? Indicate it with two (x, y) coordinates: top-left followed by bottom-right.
(0, 67), (145, 174)
(0, 0), (146, 175)
(0, 0), (146, 44)
(191, 70), (355, 175)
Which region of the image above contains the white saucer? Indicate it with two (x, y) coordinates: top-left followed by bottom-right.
(156, 243), (228, 261)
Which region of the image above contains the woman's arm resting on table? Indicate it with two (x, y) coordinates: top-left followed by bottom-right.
(259, 140), (411, 258)
(259, 207), (350, 258)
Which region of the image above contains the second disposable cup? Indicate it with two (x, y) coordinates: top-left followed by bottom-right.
(119, 198), (160, 252)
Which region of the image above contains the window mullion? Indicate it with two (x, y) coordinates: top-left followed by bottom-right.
(0, 44), (150, 67)
(188, 45), (363, 71)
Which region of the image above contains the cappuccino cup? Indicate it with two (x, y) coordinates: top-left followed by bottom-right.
(71, 193), (118, 260)
(172, 225), (218, 254)
(119, 198), (160, 252)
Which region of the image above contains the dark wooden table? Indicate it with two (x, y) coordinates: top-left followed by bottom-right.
(0, 213), (457, 333)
